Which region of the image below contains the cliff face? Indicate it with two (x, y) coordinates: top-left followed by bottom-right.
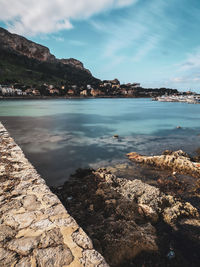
(60, 58), (91, 74)
(0, 27), (56, 62)
(0, 27), (98, 85)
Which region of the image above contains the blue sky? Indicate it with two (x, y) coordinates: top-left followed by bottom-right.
(1, 0), (200, 91)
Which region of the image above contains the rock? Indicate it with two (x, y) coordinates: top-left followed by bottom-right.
(81, 249), (109, 267)
(7, 236), (39, 256)
(6, 212), (35, 229)
(0, 248), (17, 266)
(31, 219), (53, 230)
(34, 245), (74, 266)
(138, 204), (159, 223)
(54, 168), (200, 266)
(0, 225), (16, 242)
(15, 257), (33, 267)
(127, 150), (200, 177)
(22, 194), (41, 211)
(162, 201), (198, 226)
(42, 193), (60, 206)
(39, 228), (63, 248)
(52, 217), (77, 227)
(102, 220), (157, 266)
(72, 228), (93, 249)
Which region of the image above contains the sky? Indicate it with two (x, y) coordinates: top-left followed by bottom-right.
(1, 0), (200, 91)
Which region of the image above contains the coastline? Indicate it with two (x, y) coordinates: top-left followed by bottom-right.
(0, 95), (151, 100)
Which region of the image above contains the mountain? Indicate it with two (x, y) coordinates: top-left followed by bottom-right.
(0, 27), (100, 86)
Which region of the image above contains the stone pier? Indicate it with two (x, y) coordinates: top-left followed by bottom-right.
(0, 122), (108, 267)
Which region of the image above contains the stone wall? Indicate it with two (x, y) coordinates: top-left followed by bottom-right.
(0, 122), (108, 267)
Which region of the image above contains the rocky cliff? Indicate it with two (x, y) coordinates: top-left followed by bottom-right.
(0, 27), (98, 86)
(0, 27), (56, 62)
(60, 58), (91, 74)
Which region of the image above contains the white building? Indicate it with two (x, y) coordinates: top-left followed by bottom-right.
(0, 87), (15, 95)
(14, 89), (23, 95)
(87, 85), (92, 90)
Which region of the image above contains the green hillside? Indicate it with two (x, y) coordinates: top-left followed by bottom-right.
(0, 46), (99, 87)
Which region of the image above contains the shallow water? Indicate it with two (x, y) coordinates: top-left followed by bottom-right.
(1, 98), (200, 185)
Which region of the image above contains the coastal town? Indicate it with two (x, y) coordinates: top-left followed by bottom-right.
(0, 79), (180, 98)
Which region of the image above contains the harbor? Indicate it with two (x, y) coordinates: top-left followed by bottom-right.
(153, 94), (200, 104)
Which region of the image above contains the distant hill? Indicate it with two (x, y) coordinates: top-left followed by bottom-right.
(0, 27), (100, 86)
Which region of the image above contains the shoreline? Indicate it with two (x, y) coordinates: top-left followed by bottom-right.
(0, 95), (151, 100)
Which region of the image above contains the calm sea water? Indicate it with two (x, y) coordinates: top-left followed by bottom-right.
(1, 98), (200, 185)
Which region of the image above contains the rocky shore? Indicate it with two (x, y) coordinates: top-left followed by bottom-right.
(0, 122), (108, 267)
(126, 150), (200, 208)
(1, 119), (200, 267)
(53, 168), (200, 267)
(127, 150), (200, 177)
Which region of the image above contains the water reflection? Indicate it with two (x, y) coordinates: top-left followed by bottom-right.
(1, 99), (200, 185)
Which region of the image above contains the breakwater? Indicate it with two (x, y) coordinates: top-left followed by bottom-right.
(0, 122), (108, 266)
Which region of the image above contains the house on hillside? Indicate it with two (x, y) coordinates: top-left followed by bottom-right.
(71, 85), (77, 90)
(91, 89), (104, 97)
(49, 89), (60, 95)
(25, 89), (33, 95)
(14, 89), (23, 95)
(80, 90), (88, 96)
(120, 88), (128, 95)
(87, 85), (92, 90)
(67, 89), (75, 95)
(131, 83), (140, 88)
(0, 87), (15, 96)
(32, 89), (40, 96)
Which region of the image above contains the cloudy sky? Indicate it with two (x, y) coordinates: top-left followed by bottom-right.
(1, 0), (200, 91)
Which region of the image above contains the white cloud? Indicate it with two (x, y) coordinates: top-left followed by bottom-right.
(170, 76), (200, 84)
(171, 77), (184, 83)
(0, 0), (137, 36)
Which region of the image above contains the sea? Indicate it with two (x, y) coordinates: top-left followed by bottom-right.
(1, 98), (200, 186)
